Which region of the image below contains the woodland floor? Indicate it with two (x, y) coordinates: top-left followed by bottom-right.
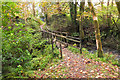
(26, 24), (119, 78)
(31, 46), (119, 78)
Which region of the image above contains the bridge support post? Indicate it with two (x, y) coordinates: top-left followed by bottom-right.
(55, 34), (57, 48)
(49, 33), (51, 44)
(79, 39), (82, 54)
(52, 34), (54, 52)
(60, 44), (62, 59)
(66, 33), (68, 47)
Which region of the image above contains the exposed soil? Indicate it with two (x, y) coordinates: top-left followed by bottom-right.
(33, 46), (119, 78)
(37, 24), (119, 78)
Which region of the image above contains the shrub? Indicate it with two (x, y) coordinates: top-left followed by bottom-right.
(68, 46), (119, 66)
(2, 22), (33, 77)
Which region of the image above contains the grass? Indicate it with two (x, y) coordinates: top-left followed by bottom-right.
(24, 44), (64, 78)
(25, 57), (66, 78)
(68, 46), (119, 78)
(68, 46), (119, 67)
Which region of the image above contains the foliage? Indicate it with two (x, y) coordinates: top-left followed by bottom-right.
(68, 46), (119, 66)
(26, 19), (40, 30)
(2, 3), (59, 77)
(48, 14), (71, 31)
(2, 19), (60, 78)
(23, 44), (60, 78)
(2, 22), (33, 77)
(3, 18), (61, 78)
(2, 2), (21, 26)
(29, 44), (59, 70)
(2, 1), (120, 79)
(40, 2), (69, 16)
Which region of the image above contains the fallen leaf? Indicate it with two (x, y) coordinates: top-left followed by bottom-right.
(80, 70), (83, 73)
(90, 70), (94, 73)
(95, 75), (102, 78)
(83, 71), (87, 74)
(100, 73), (104, 76)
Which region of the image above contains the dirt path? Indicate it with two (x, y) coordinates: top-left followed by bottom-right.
(62, 48), (86, 78)
(34, 24), (119, 78)
(32, 46), (119, 78)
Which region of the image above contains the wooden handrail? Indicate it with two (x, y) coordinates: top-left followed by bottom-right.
(47, 29), (68, 34)
(40, 24), (83, 58)
(56, 39), (68, 45)
(41, 30), (80, 43)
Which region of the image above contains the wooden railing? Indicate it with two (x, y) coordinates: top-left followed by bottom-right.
(32, 18), (83, 58)
(40, 27), (82, 59)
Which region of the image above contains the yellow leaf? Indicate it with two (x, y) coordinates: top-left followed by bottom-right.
(73, 43), (77, 47)
(7, 13), (9, 16)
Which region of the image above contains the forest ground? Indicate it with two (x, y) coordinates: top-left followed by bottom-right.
(29, 42), (119, 78)
(28, 24), (119, 78)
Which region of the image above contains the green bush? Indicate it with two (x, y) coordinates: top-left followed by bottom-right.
(2, 2), (61, 78)
(2, 22), (33, 77)
(26, 19), (40, 30)
(29, 44), (59, 70)
(68, 46), (118, 66)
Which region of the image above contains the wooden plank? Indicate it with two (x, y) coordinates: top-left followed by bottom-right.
(67, 36), (80, 40)
(37, 30), (82, 39)
(47, 29), (67, 34)
(41, 30), (81, 46)
(66, 33), (68, 43)
(56, 39), (68, 45)
(44, 31), (80, 43)
(45, 30), (81, 40)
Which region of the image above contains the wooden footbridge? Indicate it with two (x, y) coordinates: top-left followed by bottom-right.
(40, 24), (82, 59)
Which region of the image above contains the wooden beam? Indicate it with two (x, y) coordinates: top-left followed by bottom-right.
(43, 31), (80, 43)
(47, 29), (68, 34)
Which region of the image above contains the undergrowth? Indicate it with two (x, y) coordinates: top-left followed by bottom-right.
(68, 46), (119, 67)
(2, 18), (60, 78)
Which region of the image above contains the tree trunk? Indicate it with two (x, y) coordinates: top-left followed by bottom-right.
(74, 1), (77, 27)
(45, 13), (48, 25)
(79, 0), (85, 39)
(32, 1), (35, 17)
(43, 5), (48, 25)
(23, 4), (27, 23)
(101, 0), (104, 9)
(70, 2), (74, 23)
(115, 0), (120, 17)
(69, 1), (77, 31)
(112, 0), (114, 7)
(88, 0), (103, 57)
(107, 0), (111, 27)
(79, 0), (85, 54)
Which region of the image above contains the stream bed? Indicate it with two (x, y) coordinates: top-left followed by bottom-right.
(87, 46), (120, 61)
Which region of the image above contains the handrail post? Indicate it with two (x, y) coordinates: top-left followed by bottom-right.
(52, 34), (54, 52)
(49, 32), (51, 44)
(66, 33), (68, 47)
(55, 34), (57, 48)
(60, 30), (62, 59)
(79, 39), (82, 54)
(60, 43), (62, 59)
(47, 32), (49, 41)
